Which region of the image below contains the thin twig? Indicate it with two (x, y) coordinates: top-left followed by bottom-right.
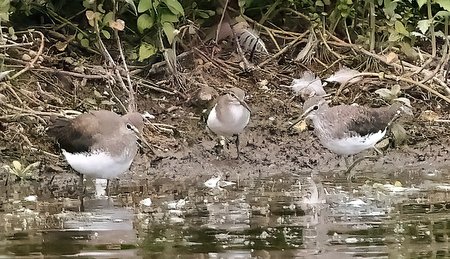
(333, 72), (450, 104)
(259, 30), (309, 68)
(10, 31), (45, 80)
(215, 0), (229, 43)
(113, 0), (136, 111)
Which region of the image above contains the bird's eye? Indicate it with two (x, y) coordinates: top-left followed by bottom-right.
(312, 105), (319, 111)
(126, 123), (133, 130)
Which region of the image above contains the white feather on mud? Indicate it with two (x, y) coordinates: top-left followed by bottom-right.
(325, 66), (362, 84)
(284, 71), (326, 99)
(236, 28), (268, 54)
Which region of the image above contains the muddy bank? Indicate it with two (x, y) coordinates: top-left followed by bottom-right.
(5, 81), (443, 199)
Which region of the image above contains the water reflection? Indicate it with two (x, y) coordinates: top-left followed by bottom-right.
(2, 171), (450, 258)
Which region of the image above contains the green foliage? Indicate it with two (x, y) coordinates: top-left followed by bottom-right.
(136, 0), (185, 61)
(0, 0), (10, 21)
(2, 160), (40, 181)
(0, 0), (448, 63)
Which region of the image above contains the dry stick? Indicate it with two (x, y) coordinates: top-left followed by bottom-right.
(33, 68), (108, 79)
(232, 30), (253, 71)
(0, 42), (34, 48)
(317, 30), (342, 60)
(193, 47), (238, 79)
(259, 30), (309, 68)
(92, 14), (127, 113)
(131, 50), (192, 75)
(262, 26), (281, 51)
(334, 72), (381, 97)
(0, 102), (63, 117)
(334, 72), (450, 104)
(215, 0), (229, 44)
(26, 147), (60, 158)
(114, 30), (136, 111)
(10, 31), (45, 80)
(228, 8), (303, 38)
(132, 76), (176, 95)
(327, 33), (450, 96)
(421, 47), (449, 84)
(4, 82), (24, 105)
(279, 7), (311, 22)
(112, 0), (135, 111)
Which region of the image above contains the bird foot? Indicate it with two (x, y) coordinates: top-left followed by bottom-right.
(345, 155), (380, 181)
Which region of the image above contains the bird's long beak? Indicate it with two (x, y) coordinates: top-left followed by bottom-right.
(136, 132), (151, 148)
(129, 125), (151, 149)
(239, 99), (252, 113)
(288, 106), (315, 129)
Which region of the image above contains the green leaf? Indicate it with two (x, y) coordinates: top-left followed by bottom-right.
(196, 11), (210, 19)
(101, 29), (111, 39)
(388, 31), (402, 42)
(394, 20), (409, 36)
(163, 0), (184, 15)
(161, 10), (179, 23)
(137, 13), (154, 33)
(80, 38), (90, 47)
(162, 22), (175, 44)
(98, 3), (105, 13)
(83, 0), (93, 8)
(316, 0), (324, 7)
(238, 0), (246, 8)
(139, 42), (157, 61)
(22, 162), (40, 176)
(138, 0), (152, 13)
(416, 0), (426, 9)
(435, 0), (450, 12)
(417, 19), (430, 34)
(0, 0), (10, 21)
(435, 11), (450, 17)
(124, 0), (138, 16)
(12, 160), (21, 171)
(435, 30), (447, 39)
(383, 0), (397, 18)
(103, 11), (114, 26)
(400, 42), (418, 58)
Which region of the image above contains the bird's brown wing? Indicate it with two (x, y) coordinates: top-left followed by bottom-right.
(47, 112), (101, 153)
(326, 105), (395, 139)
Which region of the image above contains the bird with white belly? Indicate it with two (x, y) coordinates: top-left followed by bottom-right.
(207, 87), (251, 158)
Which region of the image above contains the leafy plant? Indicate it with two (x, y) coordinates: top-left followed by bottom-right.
(81, 0), (127, 48)
(2, 160), (40, 181)
(136, 0), (185, 61)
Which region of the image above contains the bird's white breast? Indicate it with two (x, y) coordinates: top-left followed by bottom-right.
(319, 129), (386, 156)
(207, 104), (250, 136)
(62, 149), (135, 179)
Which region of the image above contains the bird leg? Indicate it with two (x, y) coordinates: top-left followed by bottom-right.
(106, 179), (110, 196)
(346, 148), (383, 181)
(213, 137), (226, 156)
(373, 146), (383, 156)
(234, 134), (240, 159)
(78, 173), (85, 212)
(344, 155), (353, 168)
(78, 173), (85, 195)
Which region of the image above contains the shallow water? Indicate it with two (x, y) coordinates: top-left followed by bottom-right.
(1, 169), (450, 259)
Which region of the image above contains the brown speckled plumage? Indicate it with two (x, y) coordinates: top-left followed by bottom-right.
(47, 110), (144, 155)
(301, 96), (407, 156)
